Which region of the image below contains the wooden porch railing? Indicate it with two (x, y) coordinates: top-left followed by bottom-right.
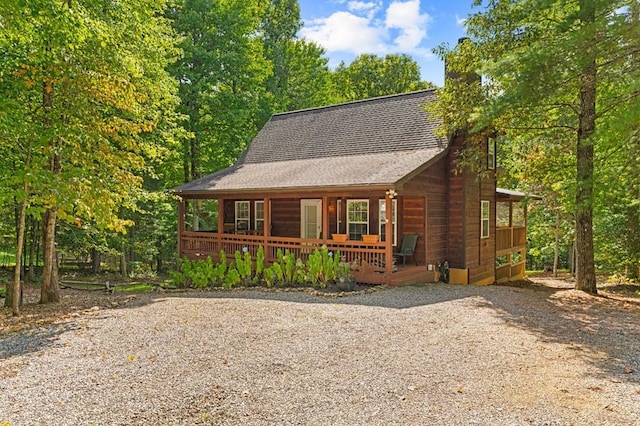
(496, 226), (526, 253)
(496, 261), (525, 282)
(180, 231), (389, 267)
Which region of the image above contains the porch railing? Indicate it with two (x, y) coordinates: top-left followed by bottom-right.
(496, 226), (526, 253)
(180, 231), (389, 267)
(496, 261), (525, 282)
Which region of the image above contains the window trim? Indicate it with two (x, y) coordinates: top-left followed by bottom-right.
(235, 201), (250, 232)
(346, 199), (369, 240)
(481, 200), (490, 239)
(254, 200), (264, 234)
(379, 199), (397, 246)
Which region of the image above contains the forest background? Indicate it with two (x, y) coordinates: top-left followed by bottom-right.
(1, 0), (638, 311)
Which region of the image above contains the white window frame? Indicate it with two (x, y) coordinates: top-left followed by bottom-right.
(235, 201), (250, 232)
(379, 199), (397, 246)
(488, 137), (496, 170)
(481, 200), (490, 239)
(254, 201), (264, 234)
(347, 200), (369, 240)
(336, 199), (342, 234)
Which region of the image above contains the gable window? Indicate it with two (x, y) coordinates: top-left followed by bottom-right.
(347, 200), (369, 240)
(488, 137), (496, 170)
(255, 201), (264, 234)
(481, 200), (490, 239)
(235, 201), (250, 232)
(379, 199), (397, 246)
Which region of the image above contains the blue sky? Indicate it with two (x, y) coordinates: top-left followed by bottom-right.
(297, 0), (478, 87)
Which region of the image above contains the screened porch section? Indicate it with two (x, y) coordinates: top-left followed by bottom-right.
(495, 197), (527, 282)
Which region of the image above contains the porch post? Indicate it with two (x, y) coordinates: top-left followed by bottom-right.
(177, 197), (185, 258)
(263, 196), (270, 258)
(322, 195), (328, 243)
(217, 197), (224, 236)
(385, 194), (393, 275)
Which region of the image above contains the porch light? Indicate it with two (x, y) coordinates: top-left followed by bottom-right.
(385, 189), (397, 199)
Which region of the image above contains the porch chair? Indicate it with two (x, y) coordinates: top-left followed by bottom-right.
(394, 234), (418, 265)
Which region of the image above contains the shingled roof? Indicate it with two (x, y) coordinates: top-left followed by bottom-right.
(175, 90), (447, 195)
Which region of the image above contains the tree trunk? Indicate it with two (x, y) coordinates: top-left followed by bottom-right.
(120, 243), (127, 278)
(40, 208), (61, 303)
(574, 0), (598, 294)
(27, 218), (38, 283)
(553, 210), (559, 278)
(91, 248), (101, 274)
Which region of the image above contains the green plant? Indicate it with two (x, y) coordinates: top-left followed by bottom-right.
(224, 267), (241, 289)
(255, 245), (265, 282)
(264, 262), (284, 287)
(235, 248), (253, 285)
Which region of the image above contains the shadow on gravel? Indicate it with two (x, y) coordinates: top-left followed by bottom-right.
(165, 282), (640, 386)
(0, 321), (78, 359)
(478, 283), (640, 387)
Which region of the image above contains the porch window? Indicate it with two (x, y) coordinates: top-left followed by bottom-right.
(255, 201), (264, 234)
(347, 200), (369, 240)
(481, 200), (490, 239)
(488, 137), (496, 170)
(379, 199), (397, 246)
(235, 201), (250, 232)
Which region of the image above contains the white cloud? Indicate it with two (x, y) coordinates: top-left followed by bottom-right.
(455, 14), (466, 26)
(300, 11), (387, 54)
(385, 0), (431, 50)
(347, 1), (379, 12)
(300, 0), (432, 60)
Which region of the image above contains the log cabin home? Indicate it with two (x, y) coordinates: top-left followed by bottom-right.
(173, 89), (538, 285)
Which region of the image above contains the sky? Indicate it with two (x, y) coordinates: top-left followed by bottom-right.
(297, 0), (478, 87)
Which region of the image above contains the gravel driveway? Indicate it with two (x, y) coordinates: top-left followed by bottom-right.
(1, 283), (639, 425)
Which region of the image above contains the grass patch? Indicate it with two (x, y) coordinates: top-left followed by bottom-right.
(113, 283), (154, 294)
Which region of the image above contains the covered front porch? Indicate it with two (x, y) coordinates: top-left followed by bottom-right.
(177, 190), (431, 285)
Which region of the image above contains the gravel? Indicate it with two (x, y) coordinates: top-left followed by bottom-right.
(1, 283), (639, 425)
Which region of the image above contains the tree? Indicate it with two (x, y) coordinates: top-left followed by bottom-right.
(1, 0), (181, 306)
(429, 0), (639, 294)
(333, 53), (433, 102)
(170, 0), (271, 183)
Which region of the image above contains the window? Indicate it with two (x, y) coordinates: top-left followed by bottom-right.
(379, 199), (397, 246)
(488, 137), (496, 170)
(336, 199), (342, 233)
(235, 201), (250, 232)
(481, 200), (490, 239)
(255, 201), (264, 234)
(347, 200), (369, 240)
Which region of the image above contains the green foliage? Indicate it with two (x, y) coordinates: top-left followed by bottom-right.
(306, 246), (342, 289)
(224, 267), (241, 289)
(255, 245), (265, 280)
(263, 262), (284, 287)
(333, 53), (434, 102)
(235, 249), (253, 285)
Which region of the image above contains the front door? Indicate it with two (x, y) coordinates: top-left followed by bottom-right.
(301, 199), (322, 239)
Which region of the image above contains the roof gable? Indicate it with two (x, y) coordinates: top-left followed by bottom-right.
(243, 90), (444, 164)
(175, 90), (447, 194)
